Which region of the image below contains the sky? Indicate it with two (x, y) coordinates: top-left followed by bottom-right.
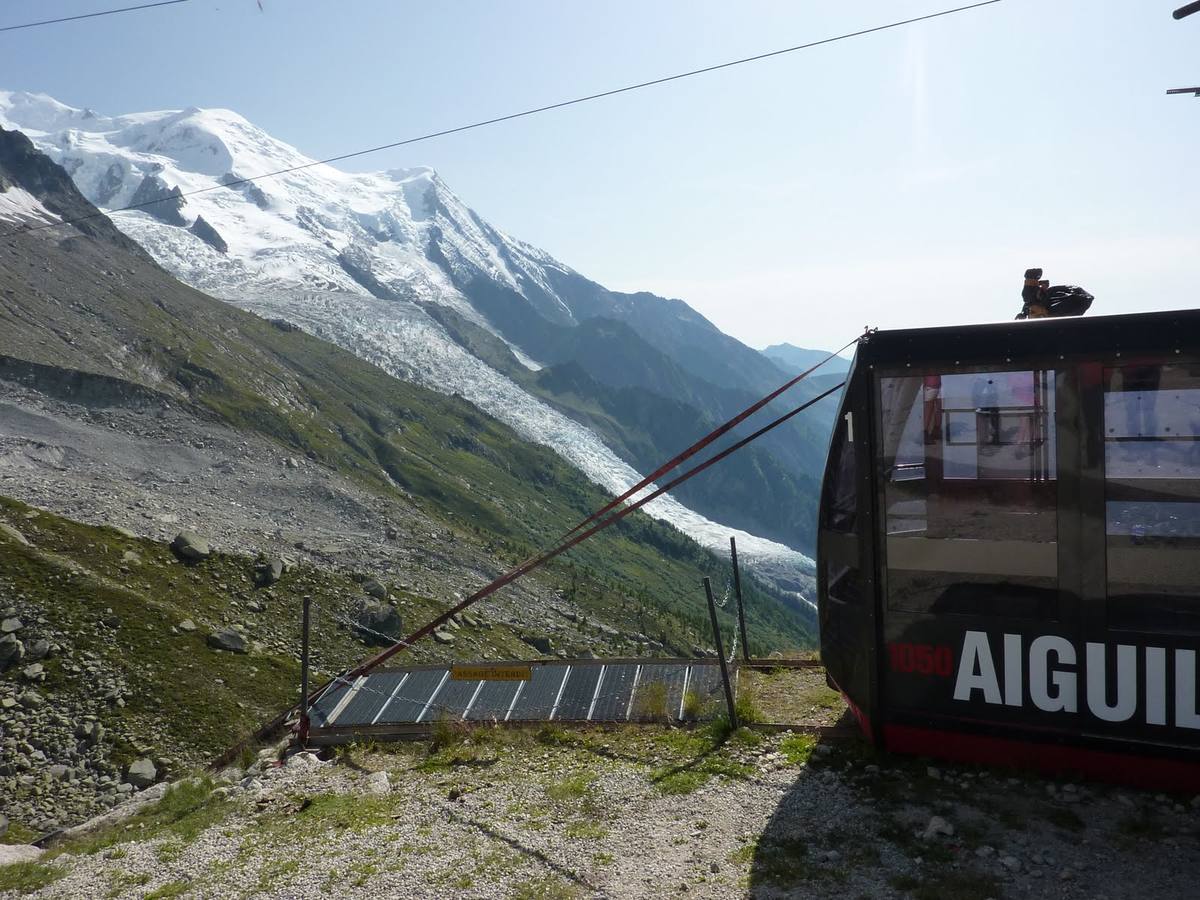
(2, 0), (1198, 352)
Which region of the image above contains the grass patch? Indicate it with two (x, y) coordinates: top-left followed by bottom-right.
(510, 874), (581, 899)
(631, 680), (669, 720)
(59, 778), (229, 858)
(107, 871), (151, 898)
(0, 821), (39, 846)
(0, 861), (65, 893)
(564, 819), (609, 840)
(145, 881), (190, 900)
(545, 772), (595, 803)
(779, 733), (818, 765)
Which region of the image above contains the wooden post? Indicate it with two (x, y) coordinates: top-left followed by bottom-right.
(298, 595), (312, 745)
(730, 537), (750, 662)
(703, 577), (738, 731)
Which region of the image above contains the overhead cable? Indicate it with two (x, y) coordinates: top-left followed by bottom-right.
(2, 0), (1004, 239)
(0, 0), (190, 34)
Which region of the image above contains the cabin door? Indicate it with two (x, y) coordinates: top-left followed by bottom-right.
(818, 374), (879, 739)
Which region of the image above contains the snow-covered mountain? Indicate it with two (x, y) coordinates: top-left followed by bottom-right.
(0, 90), (822, 596)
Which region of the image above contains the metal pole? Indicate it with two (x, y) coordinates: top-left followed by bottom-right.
(298, 595), (312, 746)
(730, 537), (750, 662)
(703, 577), (738, 731)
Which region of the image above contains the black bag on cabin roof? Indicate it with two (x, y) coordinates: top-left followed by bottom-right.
(1041, 284), (1093, 318)
(1017, 267), (1094, 319)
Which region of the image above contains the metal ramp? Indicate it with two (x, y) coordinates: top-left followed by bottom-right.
(306, 658), (734, 744)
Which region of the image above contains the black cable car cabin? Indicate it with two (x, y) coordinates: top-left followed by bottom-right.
(818, 308), (1200, 790)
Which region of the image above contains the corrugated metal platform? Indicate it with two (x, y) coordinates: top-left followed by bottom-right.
(307, 658), (735, 743)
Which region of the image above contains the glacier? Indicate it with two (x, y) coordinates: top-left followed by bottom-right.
(0, 90), (816, 594)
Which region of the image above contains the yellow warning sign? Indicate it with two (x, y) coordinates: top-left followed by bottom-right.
(451, 665), (531, 682)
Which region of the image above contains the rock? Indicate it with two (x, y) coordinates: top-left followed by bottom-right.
(385, 526), (399, 540)
(121, 550), (142, 565)
(178, 619), (196, 633)
(254, 558), (284, 587)
(521, 634), (554, 654)
(207, 628), (248, 654)
(0, 523), (30, 546)
(352, 599), (402, 646)
(1, 617), (22, 634)
(25, 639), (50, 662)
(48, 764), (70, 781)
(366, 771), (391, 795)
(21, 662), (44, 682)
(171, 531), (211, 561)
(190, 214), (228, 253)
(433, 629), (455, 645)
(362, 579), (388, 601)
(921, 816), (954, 839)
(0, 814), (6, 837)
(284, 456), (299, 469)
(18, 690), (44, 708)
(0, 845), (42, 865)
(1000, 855), (1022, 873)
(125, 757), (157, 789)
(0, 634), (23, 670)
(76, 722), (105, 745)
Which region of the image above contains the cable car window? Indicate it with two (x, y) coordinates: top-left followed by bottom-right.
(824, 415), (857, 533)
(879, 370), (1058, 618)
(1103, 363), (1200, 632)
(822, 414), (862, 606)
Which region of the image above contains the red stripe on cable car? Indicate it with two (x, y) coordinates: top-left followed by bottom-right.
(883, 724), (1200, 793)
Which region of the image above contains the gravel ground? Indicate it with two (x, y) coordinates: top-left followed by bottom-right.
(6, 722), (1200, 900)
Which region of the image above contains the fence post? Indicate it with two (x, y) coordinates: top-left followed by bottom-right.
(703, 577), (738, 731)
(298, 595), (312, 746)
(730, 536), (751, 662)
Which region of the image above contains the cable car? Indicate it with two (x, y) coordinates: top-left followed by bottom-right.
(818, 308), (1200, 789)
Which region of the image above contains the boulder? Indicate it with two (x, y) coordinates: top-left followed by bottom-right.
(0, 523), (29, 546)
(366, 771), (391, 795)
(0, 845), (42, 866)
(21, 663), (44, 682)
(432, 629), (455, 645)
(353, 599), (402, 646)
(25, 639), (50, 662)
(254, 558), (284, 587)
(125, 757), (157, 789)
(1, 617), (22, 634)
(362, 579), (388, 601)
(207, 628), (248, 654)
(0, 634), (23, 671)
(178, 619), (196, 633)
(171, 531), (211, 561)
(521, 634), (553, 655)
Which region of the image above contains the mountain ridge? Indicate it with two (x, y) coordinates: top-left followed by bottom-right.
(0, 90), (832, 565)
